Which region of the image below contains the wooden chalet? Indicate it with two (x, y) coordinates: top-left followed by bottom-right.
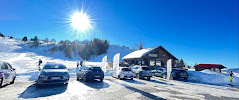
(122, 46), (178, 69)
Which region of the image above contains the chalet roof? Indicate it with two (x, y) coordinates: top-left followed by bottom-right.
(122, 47), (158, 59)
(122, 46), (178, 60)
(194, 64), (226, 69)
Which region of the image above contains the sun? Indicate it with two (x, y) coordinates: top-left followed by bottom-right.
(70, 11), (92, 32)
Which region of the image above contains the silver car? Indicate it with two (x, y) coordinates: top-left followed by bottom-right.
(0, 61), (16, 88)
(117, 67), (134, 80)
(37, 63), (69, 86)
(131, 65), (152, 80)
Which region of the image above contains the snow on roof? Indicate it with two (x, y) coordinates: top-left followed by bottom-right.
(122, 46), (158, 59)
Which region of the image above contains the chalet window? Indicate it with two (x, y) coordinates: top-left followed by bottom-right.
(156, 61), (161, 66)
(150, 60), (155, 66)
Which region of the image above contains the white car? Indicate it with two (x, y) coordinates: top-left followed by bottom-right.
(116, 67), (134, 80)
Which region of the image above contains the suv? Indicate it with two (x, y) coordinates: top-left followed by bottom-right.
(114, 67), (134, 80)
(76, 66), (104, 82)
(37, 63), (70, 86)
(131, 65), (152, 80)
(0, 61), (16, 88)
(153, 67), (189, 80)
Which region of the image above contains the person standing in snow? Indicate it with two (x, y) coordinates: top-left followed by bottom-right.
(38, 59), (42, 71)
(229, 71), (234, 85)
(80, 60), (83, 67)
(76, 60), (79, 68)
(76, 60), (80, 77)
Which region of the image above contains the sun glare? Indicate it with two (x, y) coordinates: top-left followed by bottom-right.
(70, 11), (92, 32)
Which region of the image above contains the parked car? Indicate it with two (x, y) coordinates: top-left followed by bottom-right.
(37, 62), (69, 86)
(76, 66), (104, 82)
(131, 65), (152, 80)
(0, 61), (16, 88)
(153, 67), (189, 80)
(113, 67), (134, 80)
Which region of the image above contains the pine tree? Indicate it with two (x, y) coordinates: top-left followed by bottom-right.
(22, 36), (28, 42)
(179, 58), (185, 68)
(139, 42), (143, 50)
(0, 33), (4, 37)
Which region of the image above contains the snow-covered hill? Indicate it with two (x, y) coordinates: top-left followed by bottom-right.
(88, 45), (131, 62)
(0, 37), (130, 81)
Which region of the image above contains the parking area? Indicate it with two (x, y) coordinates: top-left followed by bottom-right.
(1, 76), (239, 100)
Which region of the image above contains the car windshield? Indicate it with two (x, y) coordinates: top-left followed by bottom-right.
(89, 67), (102, 71)
(142, 67), (150, 70)
(43, 64), (66, 69)
(122, 68), (131, 71)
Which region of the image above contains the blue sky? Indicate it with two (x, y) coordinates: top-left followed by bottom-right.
(0, 0), (238, 68)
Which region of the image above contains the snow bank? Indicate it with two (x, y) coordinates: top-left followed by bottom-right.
(188, 69), (239, 86)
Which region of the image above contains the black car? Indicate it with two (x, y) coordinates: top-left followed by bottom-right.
(0, 61), (16, 88)
(152, 67), (189, 80)
(76, 66), (104, 82)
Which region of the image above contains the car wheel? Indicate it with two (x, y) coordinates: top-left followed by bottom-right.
(118, 75), (121, 80)
(0, 78), (3, 88)
(10, 76), (16, 84)
(163, 74), (166, 79)
(130, 78), (133, 80)
(76, 77), (80, 81)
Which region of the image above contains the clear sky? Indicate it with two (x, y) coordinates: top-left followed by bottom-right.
(0, 0), (238, 68)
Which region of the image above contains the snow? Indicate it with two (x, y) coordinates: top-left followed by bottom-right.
(122, 46), (158, 59)
(1, 37), (239, 99)
(188, 69), (239, 87)
(1, 37), (238, 88)
(0, 38), (125, 82)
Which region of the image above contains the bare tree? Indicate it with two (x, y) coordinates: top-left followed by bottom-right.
(131, 40), (143, 51)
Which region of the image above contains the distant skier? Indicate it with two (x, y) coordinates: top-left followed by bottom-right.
(38, 59), (42, 71)
(229, 71), (234, 85)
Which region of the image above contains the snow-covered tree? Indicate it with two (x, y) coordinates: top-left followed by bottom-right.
(51, 38), (56, 42)
(44, 38), (49, 43)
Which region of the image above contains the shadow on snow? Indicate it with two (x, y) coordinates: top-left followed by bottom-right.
(77, 79), (110, 89)
(108, 80), (165, 100)
(121, 79), (146, 84)
(18, 83), (67, 99)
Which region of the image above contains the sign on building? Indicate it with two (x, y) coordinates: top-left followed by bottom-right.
(148, 54), (158, 57)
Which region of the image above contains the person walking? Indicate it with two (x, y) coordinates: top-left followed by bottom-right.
(77, 60), (79, 68)
(80, 60), (83, 67)
(229, 71), (234, 86)
(76, 60), (80, 78)
(38, 59), (42, 71)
